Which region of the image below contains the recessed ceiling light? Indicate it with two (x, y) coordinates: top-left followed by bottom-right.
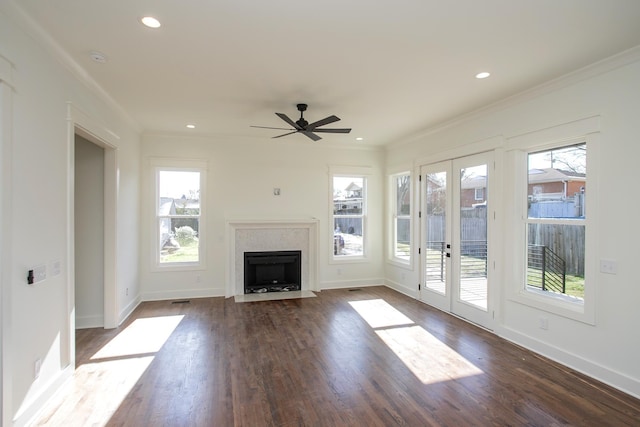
(475, 72), (491, 79)
(140, 16), (161, 28)
(186, 124), (196, 129)
(89, 51), (107, 63)
(356, 137), (364, 141)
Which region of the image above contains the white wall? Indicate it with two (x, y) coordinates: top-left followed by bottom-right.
(385, 49), (640, 397)
(140, 135), (385, 300)
(74, 135), (105, 328)
(0, 5), (141, 425)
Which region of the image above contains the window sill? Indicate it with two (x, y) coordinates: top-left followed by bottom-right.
(152, 262), (205, 273)
(330, 255), (368, 265)
(509, 286), (594, 325)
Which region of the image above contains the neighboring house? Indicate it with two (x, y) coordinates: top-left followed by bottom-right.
(461, 175), (487, 208)
(528, 168), (586, 201)
(334, 182), (363, 214)
(159, 196), (200, 248)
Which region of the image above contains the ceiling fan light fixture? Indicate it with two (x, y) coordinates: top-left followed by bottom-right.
(140, 16), (161, 28)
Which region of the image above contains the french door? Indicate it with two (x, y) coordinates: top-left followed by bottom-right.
(419, 152), (493, 329)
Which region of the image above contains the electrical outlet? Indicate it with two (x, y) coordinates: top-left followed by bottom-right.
(126, 287), (129, 296)
(539, 317), (548, 330)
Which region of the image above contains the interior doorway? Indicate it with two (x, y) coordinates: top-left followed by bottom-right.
(74, 135), (105, 328)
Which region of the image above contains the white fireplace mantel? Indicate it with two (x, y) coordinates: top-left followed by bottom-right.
(225, 219), (319, 297)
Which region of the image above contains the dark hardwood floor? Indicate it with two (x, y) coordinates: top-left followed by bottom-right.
(33, 287), (640, 426)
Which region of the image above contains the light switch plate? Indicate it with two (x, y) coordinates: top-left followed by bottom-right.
(599, 259), (618, 275)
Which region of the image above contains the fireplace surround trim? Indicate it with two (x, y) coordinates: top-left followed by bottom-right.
(226, 218), (319, 297)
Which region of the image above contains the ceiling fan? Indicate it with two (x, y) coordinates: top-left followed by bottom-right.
(251, 103), (351, 141)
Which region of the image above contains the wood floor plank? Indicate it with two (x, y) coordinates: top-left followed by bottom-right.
(30, 286), (640, 426)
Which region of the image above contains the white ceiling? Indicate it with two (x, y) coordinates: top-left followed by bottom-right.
(9, 0), (640, 146)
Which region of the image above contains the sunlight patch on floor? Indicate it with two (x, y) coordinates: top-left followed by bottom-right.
(348, 299), (414, 329)
(31, 315), (184, 426)
(92, 315), (184, 360)
(376, 325), (483, 384)
(349, 299), (483, 385)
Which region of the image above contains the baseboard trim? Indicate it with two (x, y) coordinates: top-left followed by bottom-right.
(497, 325), (640, 399)
(384, 279), (418, 299)
(141, 287), (225, 302)
(14, 365), (74, 427)
(118, 295), (142, 326)
(75, 314), (104, 329)
(320, 279), (385, 290)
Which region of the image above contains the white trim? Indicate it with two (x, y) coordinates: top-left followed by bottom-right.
(14, 365), (74, 427)
(67, 103), (121, 346)
(413, 135), (504, 169)
(4, 2), (140, 132)
(320, 279), (385, 290)
(391, 45), (640, 149)
(0, 59), (14, 427)
(497, 325), (640, 399)
(150, 159), (207, 272)
(388, 172), (412, 268)
(330, 171), (368, 262)
(505, 122), (598, 325)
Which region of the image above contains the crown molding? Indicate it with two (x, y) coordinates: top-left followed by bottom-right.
(3, 1), (141, 133)
(388, 44), (640, 150)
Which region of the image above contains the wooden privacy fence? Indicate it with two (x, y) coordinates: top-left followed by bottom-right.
(422, 213), (584, 276)
(528, 223), (584, 276)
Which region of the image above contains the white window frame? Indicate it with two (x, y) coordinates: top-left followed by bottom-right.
(389, 172), (412, 266)
(151, 159), (207, 271)
(330, 166), (370, 263)
(505, 125), (598, 325)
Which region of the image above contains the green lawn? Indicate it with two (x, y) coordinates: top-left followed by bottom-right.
(564, 274), (585, 299)
(160, 241), (199, 263)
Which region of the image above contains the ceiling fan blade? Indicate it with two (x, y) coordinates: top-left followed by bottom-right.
(312, 128), (352, 134)
(302, 131), (322, 142)
(276, 112), (302, 130)
(251, 125), (295, 130)
(306, 115), (340, 130)
(272, 130), (299, 139)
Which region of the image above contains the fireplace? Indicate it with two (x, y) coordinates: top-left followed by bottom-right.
(244, 250), (302, 294)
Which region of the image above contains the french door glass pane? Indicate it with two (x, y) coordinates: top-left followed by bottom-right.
(425, 172), (447, 294)
(459, 164), (487, 310)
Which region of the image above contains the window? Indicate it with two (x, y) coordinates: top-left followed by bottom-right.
(525, 143), (586, 304)
(333, 175), (366, 258)
(391, 173), (411, 263)
(155, 166), (204, 267)
(474, 188), (484, 201)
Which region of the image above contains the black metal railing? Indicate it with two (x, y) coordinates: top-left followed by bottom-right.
(527, 244), (566, 293)
(424, 240), (488, 281)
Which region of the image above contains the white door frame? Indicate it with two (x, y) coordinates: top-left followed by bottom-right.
(66, 104), (120, 366)
(418, 151), (496, 330)
(0, 56), (14, 427)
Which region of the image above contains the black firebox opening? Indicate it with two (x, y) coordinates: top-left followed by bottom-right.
(244, 250), (302, 294)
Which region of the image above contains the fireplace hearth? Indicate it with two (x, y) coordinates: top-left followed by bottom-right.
(244, 250), (302, 294)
